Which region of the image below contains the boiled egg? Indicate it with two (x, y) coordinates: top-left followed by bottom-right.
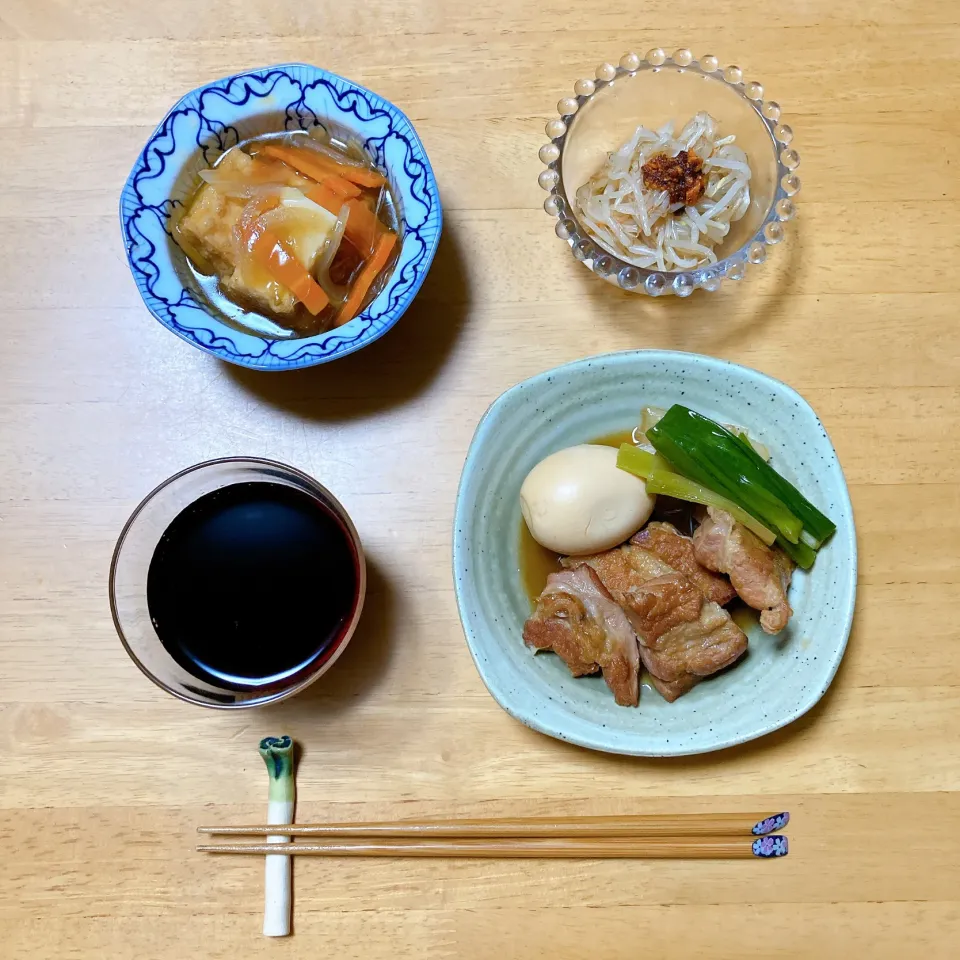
(519, 444), (656, 555)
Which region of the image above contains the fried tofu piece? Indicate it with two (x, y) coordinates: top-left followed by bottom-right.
(176, 149), (334, 318)
(177, 181), (247, 274)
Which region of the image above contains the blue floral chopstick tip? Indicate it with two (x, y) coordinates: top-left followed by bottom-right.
(751, 812), (789, 835)
(752, 835), (788, 858)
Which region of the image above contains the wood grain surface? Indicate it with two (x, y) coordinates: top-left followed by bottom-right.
(2, 2), (959, 957)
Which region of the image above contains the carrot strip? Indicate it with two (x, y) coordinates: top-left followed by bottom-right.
(336, 232), (397, 326)
(248, 226), (329, 315)
(305, 187), (381, 255)
(263, 144), (386, 189)
(343, 199), (381, 256)
(326, 175), (362, 199)
(305, 182), (343, 211)
(305, 178), (359, 213)
(305, 179), (361, 210)
(235, 196), (328, 315)
(262, 144), (330, 184)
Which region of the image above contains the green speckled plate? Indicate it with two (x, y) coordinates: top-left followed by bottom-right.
(453, 350), (857, 757)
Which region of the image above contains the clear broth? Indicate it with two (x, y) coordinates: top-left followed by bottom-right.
(518, 519), (563, 608)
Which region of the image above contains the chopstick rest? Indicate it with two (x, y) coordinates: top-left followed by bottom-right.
(258, 736), (296, 937)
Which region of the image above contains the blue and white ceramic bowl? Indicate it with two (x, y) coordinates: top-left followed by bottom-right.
(120, 64), (442, 370)
(453, 351), (857, 757)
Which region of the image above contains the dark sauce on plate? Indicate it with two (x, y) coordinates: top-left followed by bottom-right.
(518, 520), (563, 608)
(147, 481), (359, 690)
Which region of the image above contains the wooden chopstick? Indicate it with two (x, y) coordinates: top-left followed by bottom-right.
(197, 836), (788, 859)
(198, 811), (788, 840)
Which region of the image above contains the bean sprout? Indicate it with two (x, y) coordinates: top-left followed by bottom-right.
(575, 112), (752, 271)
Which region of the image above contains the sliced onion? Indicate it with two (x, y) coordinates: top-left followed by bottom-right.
(228, 194), (278, 284)
(199, 179), (289, 202)
(371, 184), (387, 232)
(199, 156), (314, 194)
(314, 203), (351, 304)
(197, 168), (275, 195)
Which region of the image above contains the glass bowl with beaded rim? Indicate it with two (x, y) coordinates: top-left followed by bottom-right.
(537, 49), (800, 298)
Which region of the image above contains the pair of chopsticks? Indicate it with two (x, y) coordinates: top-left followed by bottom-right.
(198, 811), (789, 859)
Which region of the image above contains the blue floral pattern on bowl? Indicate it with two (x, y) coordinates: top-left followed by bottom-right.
(119, 64), (442, 370)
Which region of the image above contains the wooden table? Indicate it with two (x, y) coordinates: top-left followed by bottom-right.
(2, 2), (959, 957)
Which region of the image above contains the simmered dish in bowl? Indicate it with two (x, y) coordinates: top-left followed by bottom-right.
(175, 130), (400, 338)
(121, 64), (442, 369)
(453, 351), (856, 756)
(453, 350), (857, 756)
(520, 404), (835, 708)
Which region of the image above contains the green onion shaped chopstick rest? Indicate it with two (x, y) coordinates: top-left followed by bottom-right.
(259, 735), (297, 937)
